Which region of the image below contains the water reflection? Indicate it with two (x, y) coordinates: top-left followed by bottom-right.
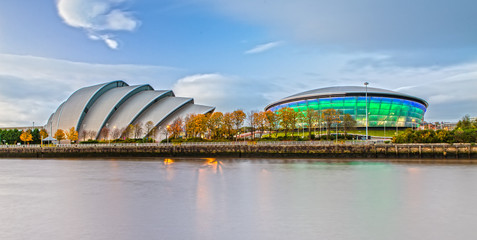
(200, 158), (224, 174)
(163, 158), (174, 165)
(1, 159), (477, 240)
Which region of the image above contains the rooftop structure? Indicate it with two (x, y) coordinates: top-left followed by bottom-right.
(45, 81), (214, 140)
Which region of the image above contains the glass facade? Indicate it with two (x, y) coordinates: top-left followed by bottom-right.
(269, 96), (426, 128)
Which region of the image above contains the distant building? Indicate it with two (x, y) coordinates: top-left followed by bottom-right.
(265, 86), (428, 128)
(45, 81), (215, 140)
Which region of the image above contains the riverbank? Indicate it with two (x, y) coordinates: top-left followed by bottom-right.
(1, 142), (476, 163)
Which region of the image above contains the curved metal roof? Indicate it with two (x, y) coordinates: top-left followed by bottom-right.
(46, 101), (65, 135)
(54, 81), (128, 133)
(133, 97), (193, 133)
(79, 85), (153, 138)
(105, 90), (172, 131)
(265, 86), (428, 110)
(153, 104), (215, 139)
(45, 81), (215, 140)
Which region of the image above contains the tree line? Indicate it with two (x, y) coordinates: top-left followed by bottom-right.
(393, 115), (477, 143)
(0, 128), (50, 145)
(1, 107), (357, 144)
(162, 107), (356, 142)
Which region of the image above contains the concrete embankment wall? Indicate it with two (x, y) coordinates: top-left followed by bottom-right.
(1, 143), (477, 162)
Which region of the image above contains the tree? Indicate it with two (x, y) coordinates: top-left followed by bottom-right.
(322, 109), (340, 139)
(134, 122), (143, 139)
(20, 130), (33, 144)
(31, 128), (40, 144)
(80, 129), (88, 141)
(207, 112), (224, 139)
(184, 114), (197, 138)
(248, 111), (257, 140)
(456, 115), (474, 129)
(222, 112), (235, 139)
(54, 129), (65, 142)
(195, 114), (208, 138)
(168, 118), (183, 139)
(145, 121), (155, 138)
(66, 127), (79, 144)
(87, 130), (96, 140)
(0, 129), (22, 144)
(278, 107), (296, 137)
(111, 127), (122, 140)
(231, 110), (246, 140)
(342, 114), (357, 136)
(304, 108), (319, 138)
(39, 129), (48, 139)
(124, 124), (135, 139)
(100, 127), (110, 140)
(254, 111), (267, 139)
(265, 110), (279, 137)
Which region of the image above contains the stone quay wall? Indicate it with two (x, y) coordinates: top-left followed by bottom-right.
(1, 142), (477, 162)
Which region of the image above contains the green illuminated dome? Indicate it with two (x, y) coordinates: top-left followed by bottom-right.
(265, 86), (428, 128)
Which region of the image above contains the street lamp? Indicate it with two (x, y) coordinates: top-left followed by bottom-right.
(364, 82), (369, 140)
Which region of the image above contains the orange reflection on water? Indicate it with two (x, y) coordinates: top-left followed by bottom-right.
(164, 158), (174, 165)
(201, 158), (223, 174)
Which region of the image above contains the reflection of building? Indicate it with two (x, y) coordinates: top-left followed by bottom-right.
(265, 86), (428, 128)
(45, 81), (215, 140)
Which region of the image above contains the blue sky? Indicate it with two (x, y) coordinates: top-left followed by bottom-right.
(1, 0), (477, 127)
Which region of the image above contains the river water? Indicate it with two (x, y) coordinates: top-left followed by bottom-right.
(1, 158), (476, 240)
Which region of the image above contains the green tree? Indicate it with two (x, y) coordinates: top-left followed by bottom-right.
(456, 115), (473, 129)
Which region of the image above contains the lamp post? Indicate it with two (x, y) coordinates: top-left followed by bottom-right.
(335, 121), (338, 143)
(364, 82), (369, 140)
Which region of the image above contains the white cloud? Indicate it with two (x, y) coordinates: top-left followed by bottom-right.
(56, 0), (140, 49)
(0, 53), (181, 127)
(172, 73), (269, 112)
(244, 41), (282, 54)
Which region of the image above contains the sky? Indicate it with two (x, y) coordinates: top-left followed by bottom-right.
(1, 0), (477, 127)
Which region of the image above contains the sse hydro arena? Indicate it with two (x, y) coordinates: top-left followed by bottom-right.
(45, 81), (215, 140)
(265, 86), (428, 128)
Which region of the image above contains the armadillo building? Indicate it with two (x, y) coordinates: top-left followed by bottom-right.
(45, 81), (215, 140)
(265, 86), (428, 128)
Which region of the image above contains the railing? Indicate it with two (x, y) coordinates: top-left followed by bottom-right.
(0, 140), (375, 148)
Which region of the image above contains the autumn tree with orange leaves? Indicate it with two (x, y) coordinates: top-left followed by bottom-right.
(20, 130), (33, 144)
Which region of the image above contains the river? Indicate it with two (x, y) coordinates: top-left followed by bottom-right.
(1, 158), (476, 240)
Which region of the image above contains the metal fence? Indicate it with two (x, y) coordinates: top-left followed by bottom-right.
(0, 140), (378, 148)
